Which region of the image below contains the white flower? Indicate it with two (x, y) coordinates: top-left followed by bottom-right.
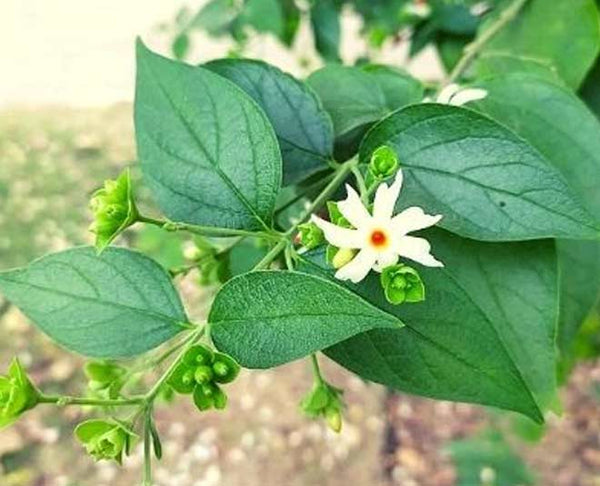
(311, 171), (443, 284)
(436, 83), (488, 106)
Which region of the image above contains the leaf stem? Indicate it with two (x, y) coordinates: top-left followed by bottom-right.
(137, 215), (280, 241)
(310, 354), (324, 385)
(38, 395), (143, 407)
(443, 0), (529, 87)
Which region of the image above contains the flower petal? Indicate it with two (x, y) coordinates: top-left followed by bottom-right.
(335, 249), (378, 283)
(373, 170), (404, 221)
(391, 207), (443, 236)
(373, 251), (399, 273)
(449, 88), (488, 106)
(337, 184), (372, 228)
(311, 215), (364, 249)
(394, 236), (444, 267)
(436, 83), (460, 104)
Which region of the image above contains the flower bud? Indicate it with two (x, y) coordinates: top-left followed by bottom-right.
(300, 382), (344, 433)
(182, 345), (214, 367)
(89, 169), (138, 253)
(211, 352), (241, 384)
(193, 382), (227, 411)
(380, 264), (425, 305)
(75, 419), (137, 465)
(194, 365), (214, 385)
(332, 248), (356, 269)
(325, 405), (343, 433)
(298, 222), (324, 250)
(167, 362), (196, 394)
(369, 145), (399, 179)
(0, 358), (39, 429)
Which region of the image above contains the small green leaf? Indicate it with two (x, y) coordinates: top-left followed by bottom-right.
(135, 40), (281, 231)
(0, 247), (186, 358)
(209, 271), (404, 368)
(310, 0), (341, 62)
(206, 59), (334, 185)
(360, 104), (600, 241)
(240, 0), (284, 37)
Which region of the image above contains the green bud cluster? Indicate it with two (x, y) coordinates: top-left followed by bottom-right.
(381, 263), (425, 305)
(300, 381), (344, 433)
(89, 169), (138, 253)
(84, 361), (127, 399)
(369, 145), (399, 180)
(0, 358), (39, 429)
(297, 222), (324, 250)
(167, 345), (240, 412)
(75, 419), (137, 464)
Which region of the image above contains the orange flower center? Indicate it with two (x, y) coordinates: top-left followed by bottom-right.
(370, 230), (387, 247)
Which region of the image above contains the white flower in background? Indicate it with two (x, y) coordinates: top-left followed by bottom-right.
(311, 171), (444, 284)
(402, 1), (432, 18)
(436, 83), (488, 106)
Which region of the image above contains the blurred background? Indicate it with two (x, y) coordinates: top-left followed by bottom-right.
(1, 1), (600, 485)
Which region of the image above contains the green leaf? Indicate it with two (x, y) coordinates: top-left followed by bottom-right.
(0, 247), (186, 358)
(581, 57), (600, 120)
(240, 0), (284, 37)
(171, 33), (190, 60)
(359, 103), (600, 241)
(480, 0), (600, 88)
(476, 52), (564, 85)
(308, 64), (424, 137)
(135, 40), (281, 231)
(209, 271), (404, 368)
(471, 74), (600, 357)
(300, 229), (558, 422)
(205, 59), (334, 185)
(310, 0), (341, 63)
(447, 431), (535, 486)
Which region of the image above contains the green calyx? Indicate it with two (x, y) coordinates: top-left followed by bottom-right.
(89, 169), (138, 253)
(167, 345), (240, 411)
(75, 419), (137, 465)
(84, 361), (126, 399)
(0, 358), (39, 429)
(369, 145), (399, 180)
(380, 263), (425, 305)
(300, 381), (344, 433)
(298, 222), (324, 250)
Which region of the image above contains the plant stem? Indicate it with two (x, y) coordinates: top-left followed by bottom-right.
(351, 166), (368, 204)
(143, 404), (153, 486)
(444, 0), (529, 86)
(38, 395), (143, 407)
(253, 157), (358, 271)
(310, 354), (324, 385)
(144, 326), (205, 403)
(137, 215), (279, 241)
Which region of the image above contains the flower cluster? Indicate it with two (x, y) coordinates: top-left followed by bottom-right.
(167, 345), (240, 411)
(89, 169), (138, 252)
(300, 381), (344, 433)
(75, 419), (137, 464)
(0, 358), (38, 428)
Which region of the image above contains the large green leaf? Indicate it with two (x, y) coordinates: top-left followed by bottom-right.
(300, 229), (558, 421)
(0, 247), (186, 358)
(209, 271), (404, 368)
(135, 40), (281, 231)
(308, 64), (424, 137)
(360, 103), (600, 241)
(480, 0), (600, 88)
(206, 59), (334, 185)
(472, 73), (600, 356)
